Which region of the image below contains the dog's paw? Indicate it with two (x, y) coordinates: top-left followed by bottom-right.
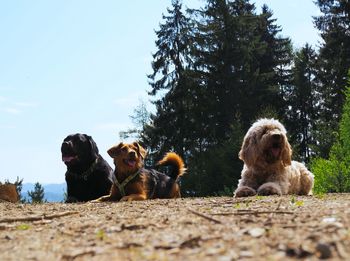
(234, 186), (257, 197)
(257, 183), (282, 196)
(119, 196), (131, 202)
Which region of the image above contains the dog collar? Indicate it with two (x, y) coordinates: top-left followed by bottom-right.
(112, 168), (142, 197)
(66, 157), (99, 181)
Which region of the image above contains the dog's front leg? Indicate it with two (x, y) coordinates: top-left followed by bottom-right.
(234, 168), (258, 197)
(258, 173), (290, 196)
(234, 186), (257, 197)
(257, 182), (282, 196)
(90, 185), (119, 202)
(90, 195), (113, 202)
(120, 194), (147, 202)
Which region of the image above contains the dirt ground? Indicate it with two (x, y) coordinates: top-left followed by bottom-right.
(0, 194), (349, 261)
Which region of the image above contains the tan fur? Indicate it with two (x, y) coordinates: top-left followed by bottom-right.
(234, 118), (314, 197)
(157, 152), (186, 178)
(0, 184), (19, 203)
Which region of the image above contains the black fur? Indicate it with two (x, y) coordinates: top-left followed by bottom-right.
(61, 133), (113, 202)
(142, 168), (177, 199)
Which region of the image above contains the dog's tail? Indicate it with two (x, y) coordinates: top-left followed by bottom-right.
(157, 152), (186, 179)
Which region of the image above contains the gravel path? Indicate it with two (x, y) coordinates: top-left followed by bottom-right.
(1, 194), (349, 260)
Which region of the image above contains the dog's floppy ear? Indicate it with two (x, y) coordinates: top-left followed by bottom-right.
(281, 138), (292, 166)
(133, 142), (147, 159)
(84, 134), (99, 158)
(239, 132), (258, 166)
(107, 142), (124, 158)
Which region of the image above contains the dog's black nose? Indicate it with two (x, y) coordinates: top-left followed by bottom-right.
(61, 141), (72, 153)
(129, 151), (137, 158)
(272, 134), (281, 140)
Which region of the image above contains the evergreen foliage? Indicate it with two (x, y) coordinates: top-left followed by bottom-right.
(145, 0), (197, 159)
(119, 100), (150, 140)
(312, 72), (350, 193)
(120, 0), (350, 195)
(140, 0), (293, 196)
(314, 0), (350, 156)
(285, 44), (319, 162)
(27, 182), (46, 203)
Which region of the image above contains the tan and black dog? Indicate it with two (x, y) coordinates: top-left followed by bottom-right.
(93, 142), (186, 202)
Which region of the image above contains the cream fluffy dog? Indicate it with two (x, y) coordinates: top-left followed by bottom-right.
(234, 118), (314, 197)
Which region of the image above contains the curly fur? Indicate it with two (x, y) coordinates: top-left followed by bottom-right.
(234, 118), (314, 197)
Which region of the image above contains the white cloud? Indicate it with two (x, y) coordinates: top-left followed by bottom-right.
(0, 100), (38, 115)
(0, 124), (16, 129)
(0, 86), (14, 92)
(113, 91), (149, 107)
(14, 101), (38, 108)
(3, 107), (21, 115)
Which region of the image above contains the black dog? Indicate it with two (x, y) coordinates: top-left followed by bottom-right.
(61, 133), (113, 202)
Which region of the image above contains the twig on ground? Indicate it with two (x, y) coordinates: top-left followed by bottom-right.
(211, 210), (294, 216)
(179, 236), (202, 248)
(62, 250), (96, 260)
(187, 208), (222, 224)
(221, 199), (253, 205)
(114, 243), (143, 249)
(275, 199), (283, 210)
(0, 211), (79, 223)
(334, 241), (347, 259)
(233, 198), (253, 203)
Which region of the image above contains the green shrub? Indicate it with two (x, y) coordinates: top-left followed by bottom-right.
(311, 155), (350, 193)
(312, 73), (350, 193)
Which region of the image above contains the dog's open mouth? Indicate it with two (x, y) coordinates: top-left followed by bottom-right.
(62, 155), (78, 163)
(270, 143), (281, 158)
(123, 158), (136, 168)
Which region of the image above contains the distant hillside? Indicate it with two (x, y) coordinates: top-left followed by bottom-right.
(21, 183), (66, 202)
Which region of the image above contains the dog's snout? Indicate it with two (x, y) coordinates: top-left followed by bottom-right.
(129, 151), (137, 158)
(61, 141), (70, 150)
(61, 141), (74, 154)
(272, 133), (281, 140)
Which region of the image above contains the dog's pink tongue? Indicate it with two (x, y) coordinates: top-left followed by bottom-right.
(127, 160), (136, 168)
(271, 148), (280, 157)
(62, 156), (76, 162)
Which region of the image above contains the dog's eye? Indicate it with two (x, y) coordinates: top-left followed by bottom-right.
(121, 147), (127, 152)
(261, 129), (267, 137)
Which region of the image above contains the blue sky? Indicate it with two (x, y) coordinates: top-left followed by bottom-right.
(0, 0), (321, 184)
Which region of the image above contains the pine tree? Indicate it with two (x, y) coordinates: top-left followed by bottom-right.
(314, 0), (350, 156)
(181, 124), (244, 196)
(184, 1), (292, 195)
(285, 44), (319, 162)
(145, 0), (198, 159)
(142, 0), (294, 195)
(191, 1), (292, 132)
(119, 100), (150, 140)
(148, 0), (193, 96)
(191, 0), (255, 136)
(27, 182), (46, 203)
(240, 4), (293, 128)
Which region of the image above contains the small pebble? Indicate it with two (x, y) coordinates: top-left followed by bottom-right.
(316, 243), (332, 259)
(248, 227), (265, 238)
